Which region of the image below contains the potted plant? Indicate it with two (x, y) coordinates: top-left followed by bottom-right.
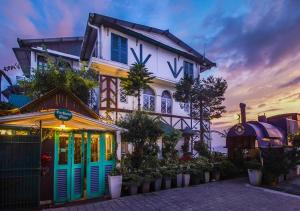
(123, 173), (141, 195)
(203, 163), (212, 183)
(176, 166), (183, 187)
(190, 168), (202, 185)
(108, 167), (122, 199)
(151, 170), (162, 191)
(161, 167), (175, 189)
(245, 160), (262, 186)
(141, 174), (154, 193)
(182, 164), (191, 187)
(212, 162), (221, 181)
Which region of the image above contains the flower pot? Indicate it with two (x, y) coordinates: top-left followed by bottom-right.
(212, 171), (220, 181)
(108, 175), (122, 199)
(297, 165), (300, 176)
(247, 169), (262, 186)
(142, 182), (151, 193)
(183, 174), (190, 187)
(204, 172), (210, 183)
(176, 173), (183, 187)
(154, 178), (162, 191)
(129, 185), (138, 195)
(164, 178), (172, 189)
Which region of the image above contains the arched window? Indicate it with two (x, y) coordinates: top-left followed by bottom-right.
(161, 90), (172, 114)
(143, 87), (155, 111)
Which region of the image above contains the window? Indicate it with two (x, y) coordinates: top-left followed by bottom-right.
(121, 141), (129, 155)
(37, 55), (47, 70)
(91, 134), (99, 162)
(106, 134), (113, 161)
(111, 33), (128, 64)
(143, 88), (155, 111)
(74, 134), (82, 164)
(120, 88), (128, 103)
(180, 102), (190, 113)
(58, 134), (69, 165)
(161, 90), (172, 114)
(184, 61), (194, 78)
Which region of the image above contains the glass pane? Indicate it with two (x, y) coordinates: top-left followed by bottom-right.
(150, 96), (155, 111)
(59, 134), (68, 165)
(167, 99), (172, 114)
(143, 95), (149, 110)
(161, 98), (166, 113)
(106, 135), (113, 161)
(74, 135), (82, 164)
(91, 135), (99, 162)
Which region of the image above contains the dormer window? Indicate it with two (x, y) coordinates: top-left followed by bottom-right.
(184, 61), (194, 78)
(111, 33), (128, 64)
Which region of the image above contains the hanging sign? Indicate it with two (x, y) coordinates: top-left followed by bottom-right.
(54, 109), (72, 121)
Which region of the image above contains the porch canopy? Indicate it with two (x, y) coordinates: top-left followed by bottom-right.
(0, 110), (123, 131)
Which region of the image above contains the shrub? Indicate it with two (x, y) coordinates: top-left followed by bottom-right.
(194, 141), (210, 158)
(219, 160), (239, 179)
(245, 160), (262, 170)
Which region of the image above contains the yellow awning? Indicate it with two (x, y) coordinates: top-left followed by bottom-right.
(0, 111), (124, 131)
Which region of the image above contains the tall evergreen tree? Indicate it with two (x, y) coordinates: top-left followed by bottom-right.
(192, 76), (227, 142)
(120, 63), (155, 111)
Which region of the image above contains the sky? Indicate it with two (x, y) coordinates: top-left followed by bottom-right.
(1, 0), (300, 149)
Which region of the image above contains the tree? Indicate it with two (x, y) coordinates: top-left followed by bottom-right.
(0, 69), (15, 102)
(162, 129), (182, 160)
(192, 76), (227, 142)
(120, 63), (155, 111)
(117, 111), (162, 168)
(19, 56), (97, 105)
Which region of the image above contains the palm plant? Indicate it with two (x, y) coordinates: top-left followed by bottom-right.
(120, 63), (155, 111)
(0, 69), (14, 102)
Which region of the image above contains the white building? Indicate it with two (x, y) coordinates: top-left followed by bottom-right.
(14, 13), (216, 156)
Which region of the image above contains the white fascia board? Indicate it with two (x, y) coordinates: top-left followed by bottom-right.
(31, 47), (80, 60)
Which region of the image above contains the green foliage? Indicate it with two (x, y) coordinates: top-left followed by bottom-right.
(173, 74), (196, 104)
(162, 129), (182, 160)
(194, 141), (211, 158)
(109, 167), (122, 176)
(19, 56), (97, 104)
(0, 102), (16, 110)
(123, 172), (142, 186)
(120, 63), (155, 110)
(244, 160), (262, 170)
(219, 159), (239, 179)
(118, 111), (162, 168)
(262, 148), (289, 178)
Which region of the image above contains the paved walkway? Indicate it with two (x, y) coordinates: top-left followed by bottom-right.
(274, 177), (300, 196)
(46, 178), (300, 211)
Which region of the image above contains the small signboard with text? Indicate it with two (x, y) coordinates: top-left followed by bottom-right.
(54, 109), (72, 121)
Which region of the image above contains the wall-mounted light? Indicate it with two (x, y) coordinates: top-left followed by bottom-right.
(60, 121), (66, 130)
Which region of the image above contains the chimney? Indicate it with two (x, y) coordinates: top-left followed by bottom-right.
(240, 103), (246, 124)
(258, 114), (267, 122)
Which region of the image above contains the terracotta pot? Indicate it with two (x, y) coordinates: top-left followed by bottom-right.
(108, 175), (122, 199)
(142, 182), (150, 193)
(183, 174), (190, 187)
(248, 169), (262, 186)
(204, 172), (210, 183)
(176, 173), (183, 187)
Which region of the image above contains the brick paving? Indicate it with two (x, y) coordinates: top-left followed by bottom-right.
(45, 178), (300, 211)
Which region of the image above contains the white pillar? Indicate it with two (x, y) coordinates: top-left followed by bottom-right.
(116, 131), (121, 167)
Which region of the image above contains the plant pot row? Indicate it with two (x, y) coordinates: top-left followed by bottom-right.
(110, 171), (221, 198)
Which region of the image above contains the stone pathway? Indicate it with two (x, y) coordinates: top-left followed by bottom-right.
(45, 178), (300, 211)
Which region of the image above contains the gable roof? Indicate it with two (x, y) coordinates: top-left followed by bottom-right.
(81, 13), (215, 71)
(20, 88), (99, 119)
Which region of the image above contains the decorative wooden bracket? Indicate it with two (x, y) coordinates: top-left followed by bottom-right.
(167, 58), (183, 78)
(130, 44), (151, 65)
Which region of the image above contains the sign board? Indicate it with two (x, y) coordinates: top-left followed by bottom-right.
(54, 109), (72, 121)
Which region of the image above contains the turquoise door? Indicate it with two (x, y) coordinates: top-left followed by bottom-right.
(54, 132), (71, 203)
(70, 133), (84, 200)
(54, 132), (84, 203)
(86, 133), (102, 198)
(102, 133), (116, 194)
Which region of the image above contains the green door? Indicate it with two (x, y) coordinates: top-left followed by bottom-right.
(102, 133), (116, 194)
(54, 132), (71, 203)
(54, 132), (84, 203)
(70, 133), (84, 200)
(86, 133), (102, 198)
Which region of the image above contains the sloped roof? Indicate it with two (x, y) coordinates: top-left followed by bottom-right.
(81, 13), (215, 70)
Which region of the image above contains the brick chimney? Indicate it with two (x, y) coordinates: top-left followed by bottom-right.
(258, 114), (267, 122)
(240, 103), (246, 124)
